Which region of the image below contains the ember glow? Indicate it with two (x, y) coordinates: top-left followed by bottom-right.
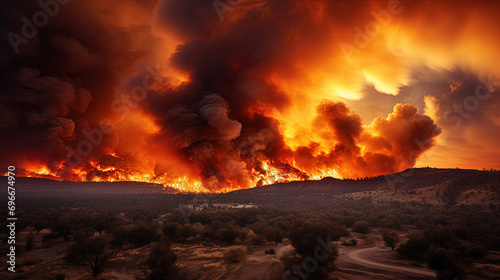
(1, 0), (499, 192)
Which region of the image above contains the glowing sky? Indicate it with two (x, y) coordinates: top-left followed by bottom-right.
(1, 0), (499, 191)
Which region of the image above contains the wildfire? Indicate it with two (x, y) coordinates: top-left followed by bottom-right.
(19, 157), (343, 193)
(8, 0), (497, 193)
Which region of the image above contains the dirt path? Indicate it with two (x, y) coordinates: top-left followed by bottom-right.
(342, 247), (435, 278)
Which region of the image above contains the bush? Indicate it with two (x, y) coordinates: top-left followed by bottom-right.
(288, 220), (340, 257)
(111, 226), (129, 247)
(398, 226), (468, 279)
(65, 237), (109, 278)
(72, 229), (93, 244)
(130, 223), (162, 246)
(139, 238), (177, 280)
(217, 227), (239, 243)
(42, 232), (59, 247)
(468, 246), (487, 259)
(176, 224), (197, 240)
(112, 223), (161, 247)
(341, 239), (357, 246)
(426, 247), (466, 280)
(280, 251), (301, 271)
(352, 221), (370, 234)
(245, 230), (264, 246)
(285, 220), (339, 279)
(265, 227), (284, 244)
(380, 230), (400, 250)
(25, 232), (35, 251)
(222, 246), (247, 263)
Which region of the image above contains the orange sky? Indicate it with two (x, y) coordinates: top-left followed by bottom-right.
(2, 0), (499, 191)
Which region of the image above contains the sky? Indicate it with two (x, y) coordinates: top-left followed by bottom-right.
(0, 0), (499, 192)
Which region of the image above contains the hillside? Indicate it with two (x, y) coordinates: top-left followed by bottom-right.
(4, 168), (500, 202)
(2, 176), (176, 196)
(232, 168), (500, 197)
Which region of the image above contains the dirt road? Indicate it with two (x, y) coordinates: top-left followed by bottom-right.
(341, 247), (435, 278)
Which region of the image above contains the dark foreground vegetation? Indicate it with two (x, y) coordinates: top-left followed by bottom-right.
(1, 182), (499, 279)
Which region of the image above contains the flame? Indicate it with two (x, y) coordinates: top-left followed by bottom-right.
(12, 0), (496, 192)
(20, 157), (342, 193)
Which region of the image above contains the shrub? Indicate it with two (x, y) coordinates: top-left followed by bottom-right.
(245, 230), (264, 246)
(25, 232), (35, 251)
(285, 220), (339, 279)
(265, 227), (284, 244)
(341, 239), (357, 246)
(139, 238), (177, 280)
(222, 246), (247, 263)
(130, 223), (162, 246)
(398, 226), (468, 279)
(468, 246), (487, 259)
(111, 225), (129, 248)
(217, 227), (239, 243)
(352, 221), (370, 234)
(42, 232), (59, 247)
(175, 224), (197, 240)
(380, 230), (400, 250)
(288, 220), (340, 257)
(65, 237), (110, 278)
(112, 223), (161, 247)
(426, 247), (466, 280)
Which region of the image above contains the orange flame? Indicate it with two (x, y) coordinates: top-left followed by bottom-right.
(21, 157), (342, 193)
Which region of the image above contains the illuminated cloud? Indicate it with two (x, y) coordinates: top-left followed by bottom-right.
(0, 0), (498, 191)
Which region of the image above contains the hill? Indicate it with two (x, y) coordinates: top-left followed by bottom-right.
(4, 168), (500, 204)
(232, 168), (500, 198)
(2, 176), (176, 196)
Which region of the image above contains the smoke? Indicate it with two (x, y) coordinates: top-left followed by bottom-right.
(2, 0), (497, 191)
(291, 102), (441, 178)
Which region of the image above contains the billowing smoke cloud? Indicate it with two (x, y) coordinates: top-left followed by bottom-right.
(4, 0), (495, 192)
(345, 67), (500, 170)
(292, 102), (441, 178)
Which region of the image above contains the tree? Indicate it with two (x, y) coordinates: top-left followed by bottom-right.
(162, 222), (179, 238)
(381, 230), (400, 250)
(284, 220), (339, 280)
(52, 214), (74, 239)
(131, 222), (162, 246)
(65, 237), (110, 278)
(32, 219), (47, 234)
(139, 238), (177, 280)
(442, 184), (458, 206)
(25, 232), (35, 251)
(111, 225), (129, 248)
(222, 246), (248, 263)
(426, 246), (466, 280)
(352, 221), (371, 234)
(244, 229), (264, 246)
(265, 227), (284, 244)
(176, 224), (197, 240)
(217, 226), (239, 243)
(265, 249), (276, 255)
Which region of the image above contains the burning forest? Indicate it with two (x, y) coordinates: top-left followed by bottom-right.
(1, 0), (499, 192)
